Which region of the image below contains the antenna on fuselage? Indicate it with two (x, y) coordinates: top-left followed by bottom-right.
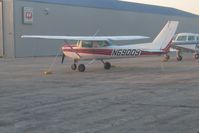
(93, 29), (100, 36)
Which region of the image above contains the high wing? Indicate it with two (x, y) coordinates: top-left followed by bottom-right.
(21, 35), (149, 41)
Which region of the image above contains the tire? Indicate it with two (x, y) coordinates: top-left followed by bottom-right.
(71, 64), (77, 70)
(193, 54), (199, 59)
(165, 55), (170, 60)
(162, 55), (170, 62)
(104, 62), (111, 70)
(176, 55), (182, 61)
(78, 64), (85, 72)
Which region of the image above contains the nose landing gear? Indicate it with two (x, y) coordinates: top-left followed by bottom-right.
(70, 59), (85, 72)
(71, 64), (77, 70)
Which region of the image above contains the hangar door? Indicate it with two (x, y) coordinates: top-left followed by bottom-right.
(0, 1), (3, 57)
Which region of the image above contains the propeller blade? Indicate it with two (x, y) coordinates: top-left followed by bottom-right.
(61, 53), (65, 64)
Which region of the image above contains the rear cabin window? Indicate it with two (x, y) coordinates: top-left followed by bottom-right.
(188, 36), (195, 41)
(177, 36), (187, 41)
(92, 41), (110, 48)
(98, 41), (109, 47)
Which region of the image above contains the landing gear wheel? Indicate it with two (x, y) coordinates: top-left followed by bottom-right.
(193, 54), (199, 59)
(71, 64), (77, 70)
(78, 64), (85, 72)
(176, 55), (182, 61)
(162, 54), (170, 62)
(104, 62), (111, 70)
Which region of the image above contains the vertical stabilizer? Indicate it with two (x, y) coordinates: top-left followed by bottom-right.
(152, 21), (179, 52)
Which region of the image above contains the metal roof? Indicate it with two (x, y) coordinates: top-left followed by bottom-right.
(24, 0), (198, 17)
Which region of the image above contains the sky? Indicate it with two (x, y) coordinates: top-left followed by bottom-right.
(120, 0), (199, 15)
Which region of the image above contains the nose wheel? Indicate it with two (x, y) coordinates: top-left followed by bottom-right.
(71, 64), (77, 70)
(70, 59), (86, 72)
(71, 63), (86, 72)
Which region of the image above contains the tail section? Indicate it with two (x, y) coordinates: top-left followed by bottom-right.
(151, 21), (179, 53)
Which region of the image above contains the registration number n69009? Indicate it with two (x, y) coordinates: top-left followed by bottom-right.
(112, 49), (141, 56)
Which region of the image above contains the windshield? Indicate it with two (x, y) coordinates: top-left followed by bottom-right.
(177, 35), (187, 41)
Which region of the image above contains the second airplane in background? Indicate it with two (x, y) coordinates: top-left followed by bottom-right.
(172, 33), (199, 61)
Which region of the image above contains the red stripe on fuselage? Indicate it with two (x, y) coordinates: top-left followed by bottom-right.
(140, 51), (163, 56)
(63, 47), (113, 55)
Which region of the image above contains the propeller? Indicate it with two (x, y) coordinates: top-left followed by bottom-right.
(61, 53), (65, 64)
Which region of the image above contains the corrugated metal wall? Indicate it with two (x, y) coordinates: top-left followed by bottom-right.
(14, 0), (199, 57)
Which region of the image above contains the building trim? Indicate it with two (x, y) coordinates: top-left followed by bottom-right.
(2, 0), (15, 58)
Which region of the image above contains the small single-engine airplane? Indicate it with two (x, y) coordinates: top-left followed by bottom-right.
(171, 33), (199, 61)
(21, 21), (179, 72)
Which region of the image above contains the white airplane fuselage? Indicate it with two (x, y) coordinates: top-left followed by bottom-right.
(62, 21), (178, 61)
(62, 43), (165, 60)
(170, 33), (199, 61)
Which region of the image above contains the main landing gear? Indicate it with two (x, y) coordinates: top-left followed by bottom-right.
(175, 50), (199, 61)
(176, 50), (182, 61)
(70, 59), (111, 72)
(193, 53), (199, 59)
(101, 60), (111, 70)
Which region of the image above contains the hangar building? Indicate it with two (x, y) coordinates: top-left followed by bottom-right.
(1, 0), (199, 57)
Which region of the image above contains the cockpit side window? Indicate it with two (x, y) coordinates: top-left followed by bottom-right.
(82, 41), (92, 48)
(197, 36), (199, 41)
(177, 35), (187, 41)
(81, 41), (111, 48)
(188, 36), (195, 41)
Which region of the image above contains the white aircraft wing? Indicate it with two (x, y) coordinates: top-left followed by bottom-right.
(173, 44), (199, 52)
(21, 35), (149, 41)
